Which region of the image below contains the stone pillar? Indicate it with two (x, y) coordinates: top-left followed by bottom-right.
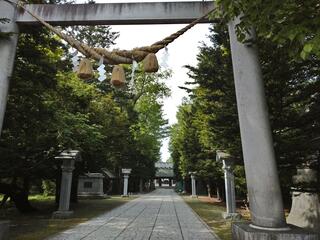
(0, 0), (19, 135)
(53, 150), (81, 219)
(121, 168), (131, 197)
(227, 17), (286, 229)
(222, 158), (240, 219)
(123, 175), (129, 196)
(139, 178), (143, 193)
(190, 172), (197, 198)
(153, 179), (157, 187)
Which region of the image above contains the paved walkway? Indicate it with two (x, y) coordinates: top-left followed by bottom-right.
(48, 188), (219, 240)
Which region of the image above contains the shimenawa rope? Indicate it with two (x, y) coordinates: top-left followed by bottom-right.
(6, 0), (215, 65)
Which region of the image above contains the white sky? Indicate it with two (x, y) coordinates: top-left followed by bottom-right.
(80, 0), (211, 161)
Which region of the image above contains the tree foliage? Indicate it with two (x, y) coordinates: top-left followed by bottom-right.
(215, 0), (320, 59)
(170, 20), (320, 199)
(0, 11), (170, 211)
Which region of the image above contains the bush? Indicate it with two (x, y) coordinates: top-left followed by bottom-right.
(41, 180), (56, 196)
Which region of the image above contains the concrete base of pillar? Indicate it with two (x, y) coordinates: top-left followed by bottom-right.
(191, 195), (198, 198)
(52, 210), (74, 219)
(0, 221), (10, 240)
(232, 222), (319, 240)
(223, 212), (241, 220)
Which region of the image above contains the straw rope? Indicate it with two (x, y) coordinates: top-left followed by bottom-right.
(10, 0), (215, 65)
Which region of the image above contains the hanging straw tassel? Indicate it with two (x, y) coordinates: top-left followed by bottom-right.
(111, 65), (126, 87)
(143, 53), (159, 73)
(77, 58), (94, 80)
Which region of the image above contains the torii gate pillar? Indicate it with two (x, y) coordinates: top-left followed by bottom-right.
(0, 0), (19, 135)
(227, 17), (286, 230)
(227, 16), (318, 240)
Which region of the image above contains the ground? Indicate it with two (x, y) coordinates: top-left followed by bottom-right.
(0, 195), (132, 240)
(183, 196), (250, 240)
(45, 188), (219, 240)
(0, 190), (250, 240)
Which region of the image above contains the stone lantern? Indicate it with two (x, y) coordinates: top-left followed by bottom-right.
(122, 168), (132, 197)
(287, 167), (320, 232)
(52, 150), (81, 219)
(216, 150), (240, 220)
(189, 171), (197, 198)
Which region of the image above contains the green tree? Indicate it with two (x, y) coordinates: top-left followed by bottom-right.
(215, 0), (320, 59)
(0, 26), (67, 212)
(172, 21), (320, 200)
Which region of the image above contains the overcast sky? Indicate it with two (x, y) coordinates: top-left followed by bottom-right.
(79, 0), (211, 161)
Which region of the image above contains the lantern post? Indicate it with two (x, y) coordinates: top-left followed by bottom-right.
(122, 168), (131, 197)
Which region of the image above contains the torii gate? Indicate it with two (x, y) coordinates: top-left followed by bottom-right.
(0, 1), (313, 239)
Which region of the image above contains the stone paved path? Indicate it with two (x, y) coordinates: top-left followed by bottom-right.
(48, 188), (219, 240)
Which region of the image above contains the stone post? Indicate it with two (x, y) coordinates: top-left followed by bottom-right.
(227, 17), (286, 229)
(53, 150), (81, 219)
(0, 0), (19, 136)
(217, 151), (241, 219)
(223, 159), (236, 215)
(190, 172), (197, 198)
(182, 178), (186, 194)
(121, 168), (131, 197)
(139, 178), (143, 193)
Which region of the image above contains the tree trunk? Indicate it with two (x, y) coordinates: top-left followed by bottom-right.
(207, 183), (211, 198)
(0, 183), (35, 213)
(216, 186), (221, 200)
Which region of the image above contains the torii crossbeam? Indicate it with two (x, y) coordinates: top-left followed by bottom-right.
(16, 1), (214, 26)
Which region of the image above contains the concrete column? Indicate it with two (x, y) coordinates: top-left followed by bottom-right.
(223, 160), (235, 214)
(98, 177), (103, 194)
(122, 174), (129, 196)
(52, 150), (81, 219)
(53, 158), (75, 218)
(222, 159), (241, 219)
(58, 160), (74, 212)
(121, 168), (131, 197)
(191, 174), (197, 198)
(227, 17), (286, 228)
(0, 0), (19, 135)
(139, 178), (143, 193)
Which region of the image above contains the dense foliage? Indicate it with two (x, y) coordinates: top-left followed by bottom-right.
(170, 21), (320, 200)
(214, 0), (320, 60)
(0, 19), (170, 212)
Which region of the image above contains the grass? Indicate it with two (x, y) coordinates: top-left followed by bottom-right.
(0, 195), (134, 240)
(183, 196), (250, 240)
